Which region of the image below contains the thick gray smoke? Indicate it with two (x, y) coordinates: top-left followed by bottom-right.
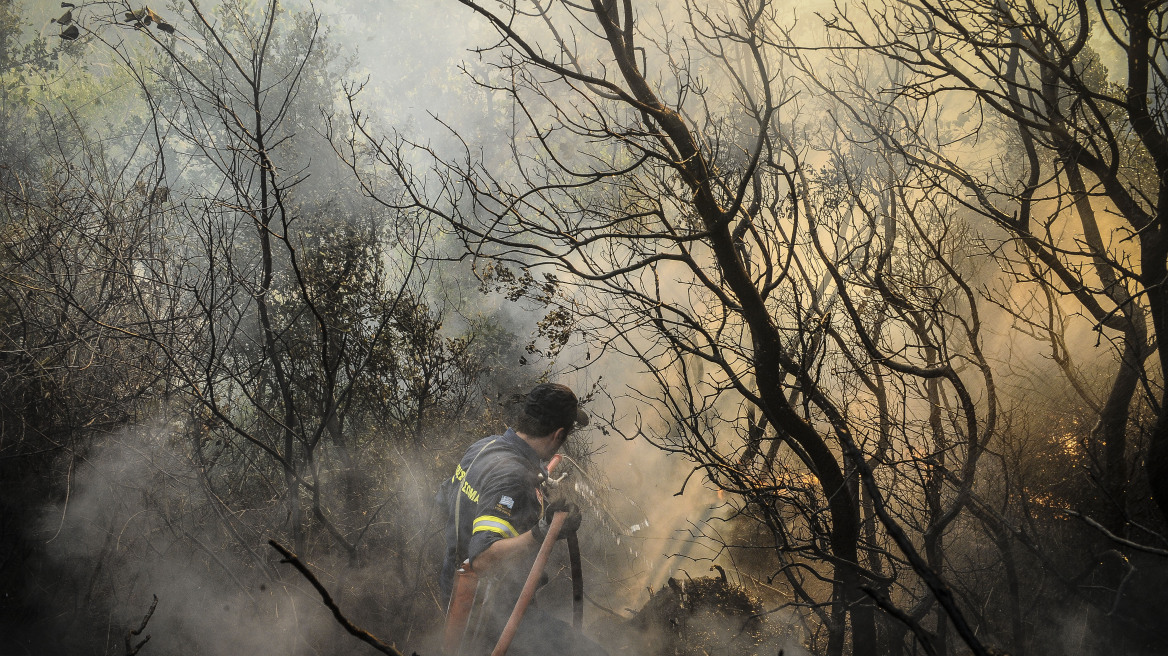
(32, 424), (369, 656)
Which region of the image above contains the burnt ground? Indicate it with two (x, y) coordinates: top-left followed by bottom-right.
(597, 571), (798, 656)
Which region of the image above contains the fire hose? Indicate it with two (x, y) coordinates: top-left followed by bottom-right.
(545, 454), (584, 631)
(489, 510), (567, 656)
(442, 564), (479, 654)
(567, 531), (583, 630)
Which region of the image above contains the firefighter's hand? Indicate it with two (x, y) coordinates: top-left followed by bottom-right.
(532, 500), (581, 542)
(548, 500), (582, 535)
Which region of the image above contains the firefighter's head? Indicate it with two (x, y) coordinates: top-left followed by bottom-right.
(515, 383), (588, 451)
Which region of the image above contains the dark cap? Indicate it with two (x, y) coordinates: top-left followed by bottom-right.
(524, 383), (588, 431)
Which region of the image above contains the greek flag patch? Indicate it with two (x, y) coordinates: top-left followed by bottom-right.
(499, 495), (514, 509)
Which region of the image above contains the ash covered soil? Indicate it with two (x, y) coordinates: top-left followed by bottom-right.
(599, 570), (802, 656)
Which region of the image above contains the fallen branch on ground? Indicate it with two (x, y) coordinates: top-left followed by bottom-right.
(269, 539), (413, 656)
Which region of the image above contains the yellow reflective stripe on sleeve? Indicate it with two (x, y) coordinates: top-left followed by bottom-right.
(472, 515), (519, 538)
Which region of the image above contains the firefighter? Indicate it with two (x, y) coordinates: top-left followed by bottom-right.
(438, 383), (608, 656)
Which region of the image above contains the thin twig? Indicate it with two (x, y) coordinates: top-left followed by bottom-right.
(1061, 510), (1168, 557)
(268, 540), (411, 656)
(124, 594), (157, 656)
